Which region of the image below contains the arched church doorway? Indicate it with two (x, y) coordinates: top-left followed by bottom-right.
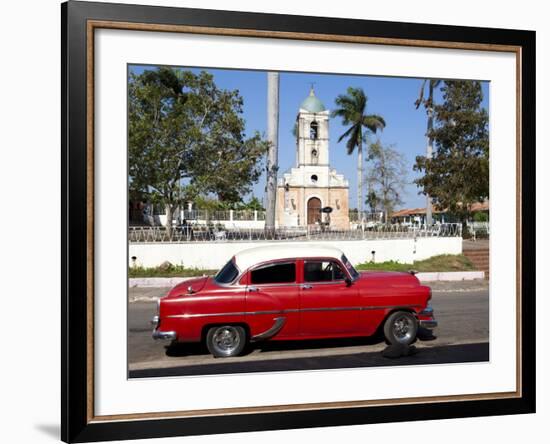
(307, 197), (322, 225)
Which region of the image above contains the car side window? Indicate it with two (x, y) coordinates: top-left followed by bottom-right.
(304, 261), (346, 282)
(250, 262), (296, 285)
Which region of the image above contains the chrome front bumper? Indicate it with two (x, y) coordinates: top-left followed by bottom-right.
(152, 329), (177, 341)
(419, 319), (438, 329)
(419, 305), (437, 329)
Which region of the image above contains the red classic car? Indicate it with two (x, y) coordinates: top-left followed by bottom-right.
(151, 245), (437, 357)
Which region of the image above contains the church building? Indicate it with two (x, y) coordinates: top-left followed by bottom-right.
(276, 88), (350, 229)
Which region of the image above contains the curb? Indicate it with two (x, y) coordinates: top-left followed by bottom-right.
(416, 271), (485, 281)
(129, 271), (485, 288)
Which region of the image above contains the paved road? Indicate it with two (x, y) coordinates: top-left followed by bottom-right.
(463, 238), (489, 251)
(128, 280), (489, 378)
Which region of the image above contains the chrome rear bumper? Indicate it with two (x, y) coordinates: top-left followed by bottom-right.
(152, 330), (177, 341)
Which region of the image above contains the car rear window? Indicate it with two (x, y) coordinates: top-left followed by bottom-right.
(250, 262), (296, 285)
(214, 259), (239, 284)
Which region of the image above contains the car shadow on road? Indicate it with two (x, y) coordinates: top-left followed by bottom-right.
(131, 341), (489, 378)
(417, 327), (438, 341)
(165, 342), (208, 357)
(250, 334), (385, 354)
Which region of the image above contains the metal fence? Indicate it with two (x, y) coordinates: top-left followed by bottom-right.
(141, 208), (382, 224)
(129, 223), (462, 243)
(152, 209), (265, 223)
(348, 211), (384, 223)
(466, 221), (490, 240)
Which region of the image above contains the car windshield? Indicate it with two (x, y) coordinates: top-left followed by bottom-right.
(341, 254), (360, 280)
(214, 259), (240, 284)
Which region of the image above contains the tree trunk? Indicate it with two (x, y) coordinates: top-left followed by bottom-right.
(461, 215), (469, 239)
(165, 204), (173, 239)
(265, 72), (280, 231)
(425, 82), (434, 226)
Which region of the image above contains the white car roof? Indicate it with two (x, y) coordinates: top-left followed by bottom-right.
(234, 244), (344, 272)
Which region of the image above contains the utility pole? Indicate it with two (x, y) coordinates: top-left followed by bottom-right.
(265, 72), (280, 231)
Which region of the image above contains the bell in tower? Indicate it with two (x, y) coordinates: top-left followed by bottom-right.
(296, 87), (330, 167)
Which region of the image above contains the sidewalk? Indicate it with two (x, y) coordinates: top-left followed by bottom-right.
(426, 279), (488, 293)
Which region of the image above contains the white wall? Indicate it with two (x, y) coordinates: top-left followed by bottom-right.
(129, 237), (463, 268)
(413, 236), (463, 260)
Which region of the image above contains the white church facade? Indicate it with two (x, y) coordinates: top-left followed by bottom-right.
(276, 88), (350, 229)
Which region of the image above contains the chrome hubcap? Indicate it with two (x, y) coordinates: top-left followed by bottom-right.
(393, 316), (413, 342)
(213, 327), (240, 353)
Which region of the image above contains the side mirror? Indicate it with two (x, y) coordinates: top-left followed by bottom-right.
(345, 277), (353, 287)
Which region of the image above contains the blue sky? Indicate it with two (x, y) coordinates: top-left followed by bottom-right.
(130, 65), (489, 209)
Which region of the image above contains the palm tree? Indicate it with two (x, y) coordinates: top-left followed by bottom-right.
(415, 79), (442, 227)
(265, 72), (280, 231)
(332, 87), (386, 219)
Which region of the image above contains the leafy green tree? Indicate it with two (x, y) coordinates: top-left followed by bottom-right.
(129, 67), (268, 235)
(473, 211), (489, 222)
(241, 196), (265, 211)
(332, 87), (385, 217)
(365, 190), (380, 213)
(193, 195), (264, 212)
(365, 141), (407, 224)
(414, 80), (489, 225)
(415, 79), (442, 225)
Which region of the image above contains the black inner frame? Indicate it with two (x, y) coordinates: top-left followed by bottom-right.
(61, 1), (536, 442)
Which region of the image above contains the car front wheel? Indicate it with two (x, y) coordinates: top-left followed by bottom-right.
(383, 311), (418, 345)
(206, 325), (246, 357)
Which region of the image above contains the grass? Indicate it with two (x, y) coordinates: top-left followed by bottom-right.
(128, 254), (474, 278)
(355, 254), (475, 272)
(129, 264), (217, 278)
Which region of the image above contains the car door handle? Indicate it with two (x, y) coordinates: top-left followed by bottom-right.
(301, 284), (313, 290)
(248, 286), (259, 292)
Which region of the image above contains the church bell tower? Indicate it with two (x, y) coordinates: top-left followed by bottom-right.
(276, 87), (350, 229)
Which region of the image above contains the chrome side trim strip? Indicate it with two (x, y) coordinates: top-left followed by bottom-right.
(167, 311), (247, 319)
(301, 280), (346, 286)
(362, 304), (420, 311)
(165, 304), (421, 319)
(251, 317), (287, 342)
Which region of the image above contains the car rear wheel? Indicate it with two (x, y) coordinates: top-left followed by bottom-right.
(383, 311), (418, 345)
(206, 325), (246, 357)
